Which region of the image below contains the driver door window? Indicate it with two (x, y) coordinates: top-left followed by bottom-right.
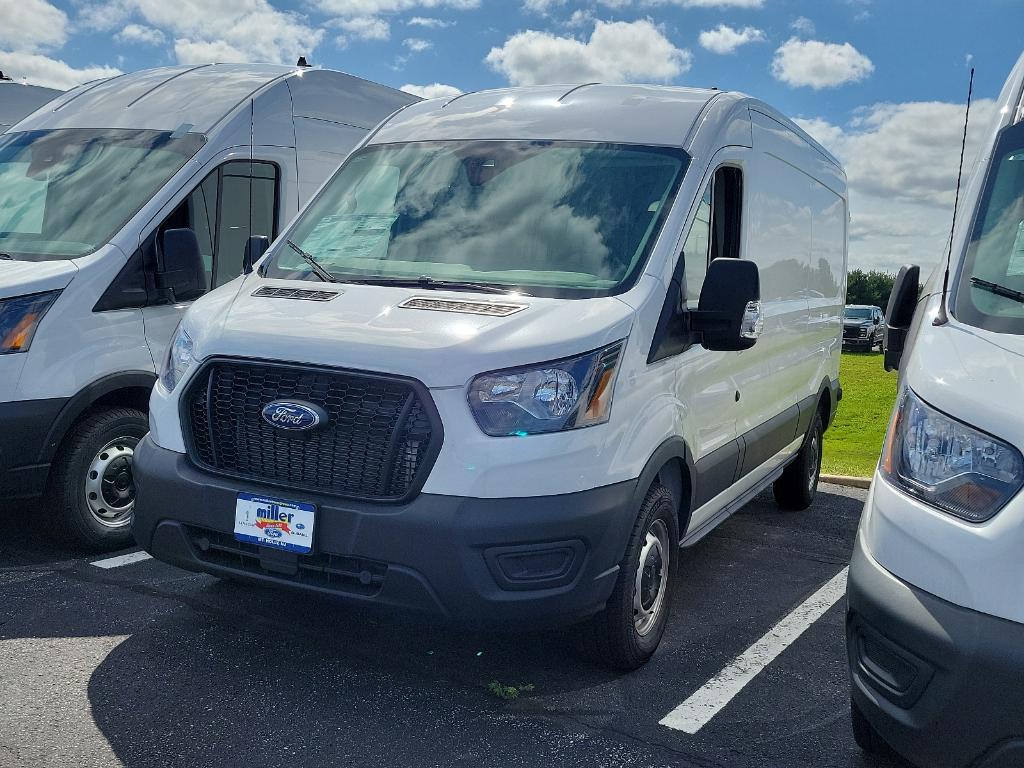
(157, 160), (278, 292)
(683, 165), (743, 305)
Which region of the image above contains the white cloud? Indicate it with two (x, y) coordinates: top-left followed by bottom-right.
(333, 16), (391, 41)
(486, 19), (691, 86)
(790, 16), (815, 36)
(401, 82), (461, 98)
(771, 37), (873, 89)
(598, 0), (763, 6)
(403, 37), (433, 52)
(795, 98), (998, 271)
(0, 0), (69, 52)
(566, 9), (593, 27)
(115, 24), (166, 46)
(81, 0), (324, 66)
(315, 0), (479, 14)
(698, 24), (765, 55)
(406, 16), (453, 27)
(523, 0), (564, 13)
(0, 50), (120, 89)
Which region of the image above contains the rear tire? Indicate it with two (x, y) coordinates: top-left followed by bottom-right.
(773, 410), (823, 511)
(43, 407), (148, 551)
(576, 483), (679, 671)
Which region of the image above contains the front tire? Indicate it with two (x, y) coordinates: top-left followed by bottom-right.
(577, 483), (679, 671)
(44, 407), (148, 550)
(773, 409), (823, 511)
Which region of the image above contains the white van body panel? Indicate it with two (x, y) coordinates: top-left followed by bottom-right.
(857, 51), (1024, 624)
(147, 84), (847, 517)
(0, 64), (418, 501)
(0, 83), (61, 133)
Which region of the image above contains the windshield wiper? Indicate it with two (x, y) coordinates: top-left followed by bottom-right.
(343, 275), (529, 296)
(970, 277), (1024, 304)
(286, 240), (338, 284)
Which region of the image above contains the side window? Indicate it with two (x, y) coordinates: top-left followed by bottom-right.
(683, 165), (743, 304)
(157, 160), (278, 293)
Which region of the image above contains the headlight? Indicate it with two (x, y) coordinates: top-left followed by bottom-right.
(468, 341), (624, 436)
(880, 388), (1024, 522)
(159, 322), (196, 393)
(0, 291), (60, 354)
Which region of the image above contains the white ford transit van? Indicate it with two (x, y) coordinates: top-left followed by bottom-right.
(0, 64), (416, 548)
(847, 52), (1024, 767)
(134, 84), (848, 669)
(0, 79), (61, 133)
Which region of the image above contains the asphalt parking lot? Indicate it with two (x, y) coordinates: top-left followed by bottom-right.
(0, 483), (900, 768)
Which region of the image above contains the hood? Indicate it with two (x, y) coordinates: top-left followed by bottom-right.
(843, 317), (873, 326)
(187, 277), (636, 388)
(0, 259), (78, 299)
(906, 317), (1024, 445)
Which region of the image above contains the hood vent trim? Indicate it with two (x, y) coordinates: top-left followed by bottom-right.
(398, 296), (528, 317)
(253, 286), (342, 302)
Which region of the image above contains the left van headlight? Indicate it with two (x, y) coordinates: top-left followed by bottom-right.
(0, 291), (60, 354)
(880, 388), (1024, 522)
(159, 322), (196, 393)
(468, 341), (624, 436)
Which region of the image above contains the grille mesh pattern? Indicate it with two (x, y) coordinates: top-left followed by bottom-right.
(185, 360), (437, 500)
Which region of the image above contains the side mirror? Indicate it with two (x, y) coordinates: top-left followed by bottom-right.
(243, 235), (270, 275)
(873, 316), (881, 325)
(157, 228), (206, 303)
(883, 264), (920, 372)
(691, 258), (762, 351)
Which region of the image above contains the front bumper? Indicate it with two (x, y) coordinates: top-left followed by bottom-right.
(133, 436), (637, 628)
(0, 397), (67, 499)
(847, 536), (1024, 768)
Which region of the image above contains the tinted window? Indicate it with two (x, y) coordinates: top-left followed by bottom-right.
(264, 141), (689, 299)
(159, 160), (278, 291)
(683, 166), (743, 305)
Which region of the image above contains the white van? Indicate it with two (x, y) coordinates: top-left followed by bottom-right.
(0, 78), (62, 133)
(0, 64), (417, 548)
(847, 52), (1024, 767)
(133, 84), (848, 668)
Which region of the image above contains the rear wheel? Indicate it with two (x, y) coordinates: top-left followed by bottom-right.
(773, 410), (823, 511)
(576, 483), (678, 671)
(44, 407), (148, 551)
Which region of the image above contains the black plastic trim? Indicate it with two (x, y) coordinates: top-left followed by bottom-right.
(179, 357), (444, 505)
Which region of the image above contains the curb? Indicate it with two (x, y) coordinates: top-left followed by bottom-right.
(820, 474), (872, 489)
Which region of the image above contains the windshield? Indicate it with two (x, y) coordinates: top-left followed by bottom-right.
(0, 128), (205, 261)
(954, 119), (1024, 333)
(263, 140), (689, 298)
(844, 308), (872, 319)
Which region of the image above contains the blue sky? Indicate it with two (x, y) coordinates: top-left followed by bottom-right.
(1, 0), (1022, 271)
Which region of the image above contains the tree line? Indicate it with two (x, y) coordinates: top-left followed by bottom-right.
(845, 269), (896, 309)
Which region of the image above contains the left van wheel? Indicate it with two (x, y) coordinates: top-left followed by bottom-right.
(44, 407), (148, 551)
(576, 483), (679, 671)
(773, 410), (823, 511)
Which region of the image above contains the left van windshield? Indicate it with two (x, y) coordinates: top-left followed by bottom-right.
(0, 128), (205, 261)
(955, 119), (1024, 334)
(263, 140), (689, 298)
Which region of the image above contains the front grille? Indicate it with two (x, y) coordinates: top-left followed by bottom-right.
(183, 359), (441, 501)
(186, 526), (387, 596)
(843, 326), (863, 339)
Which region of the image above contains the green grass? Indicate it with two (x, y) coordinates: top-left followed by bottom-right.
(822, 351), (899, 478)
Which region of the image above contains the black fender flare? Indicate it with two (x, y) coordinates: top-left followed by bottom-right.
(626, 436), (695, 545)
(39, 370), (157, 464)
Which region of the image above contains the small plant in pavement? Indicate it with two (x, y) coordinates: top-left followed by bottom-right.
(487, 680), (535, 700)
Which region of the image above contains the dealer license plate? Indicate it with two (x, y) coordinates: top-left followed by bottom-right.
(233, 492), (315, 554)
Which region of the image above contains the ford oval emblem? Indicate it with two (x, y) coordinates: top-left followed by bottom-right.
(261, 400), (326, 431)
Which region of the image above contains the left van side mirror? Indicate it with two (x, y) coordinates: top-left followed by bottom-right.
(883, 264), (920, 372)
(243, 235), (270, 275)
(157, 228), (206, 303)
(691, 258), (762, 351)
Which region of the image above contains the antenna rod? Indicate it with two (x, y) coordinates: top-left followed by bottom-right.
(934, 67), (974, 326)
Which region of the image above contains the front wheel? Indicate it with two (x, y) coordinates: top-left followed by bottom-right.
(773, 410), (823, 511)
(44, 407), (148, 550)
(576, 483), (679, 671)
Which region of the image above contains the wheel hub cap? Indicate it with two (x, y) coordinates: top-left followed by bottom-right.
(633, 519), (670, 637)
(85, 439), (138, 527)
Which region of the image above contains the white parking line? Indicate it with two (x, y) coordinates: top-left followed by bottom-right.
(659, 566), (849, 734)
(90, 551), (152, 569)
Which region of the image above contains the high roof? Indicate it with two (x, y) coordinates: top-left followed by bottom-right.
(10, 63), (416, 135)
(0, 83), (62, 132)
(371, 84), (725, 148)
